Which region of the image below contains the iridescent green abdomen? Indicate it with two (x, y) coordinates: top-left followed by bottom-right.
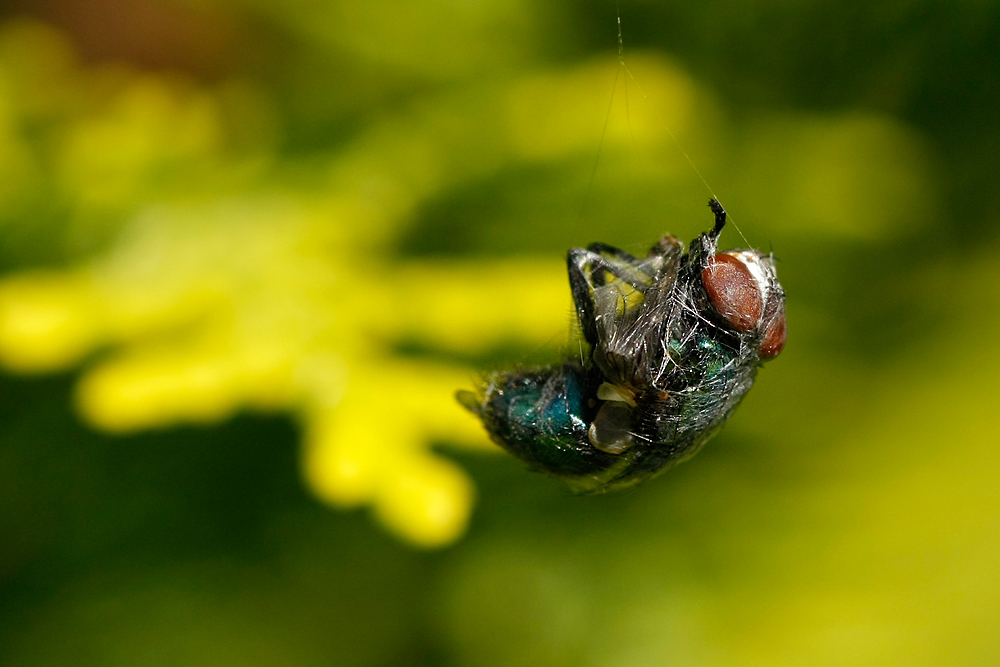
(470, 363), (617, 481)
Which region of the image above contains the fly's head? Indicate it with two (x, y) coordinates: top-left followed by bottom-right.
(697, 200), (787, 361)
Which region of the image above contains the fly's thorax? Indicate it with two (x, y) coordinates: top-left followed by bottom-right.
(591, 281), (679, 390)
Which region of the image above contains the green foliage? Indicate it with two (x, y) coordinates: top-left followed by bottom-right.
(0, 0), (998, 665)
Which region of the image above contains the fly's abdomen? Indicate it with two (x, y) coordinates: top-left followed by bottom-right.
(471, 363), (621, 480)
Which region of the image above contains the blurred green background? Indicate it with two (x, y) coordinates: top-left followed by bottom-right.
(1, 0), (999, 665)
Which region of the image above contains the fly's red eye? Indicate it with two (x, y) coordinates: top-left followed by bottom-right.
(701, 253), (763, 332)
(759, 308), (787, 359)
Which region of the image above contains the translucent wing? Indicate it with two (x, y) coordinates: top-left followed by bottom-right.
(567, 235), (683, 388)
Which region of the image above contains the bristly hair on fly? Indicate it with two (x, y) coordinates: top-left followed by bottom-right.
(457, 199), (786, 492)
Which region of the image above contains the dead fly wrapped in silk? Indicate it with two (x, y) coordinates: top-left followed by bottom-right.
(458, 200), (786, 492)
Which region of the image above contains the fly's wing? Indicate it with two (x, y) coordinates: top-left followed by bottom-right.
(567, 235), (683, 385)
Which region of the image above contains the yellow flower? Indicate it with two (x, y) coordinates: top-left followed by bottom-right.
(0, 195), (570, 546)
(0, 19), (936, 546)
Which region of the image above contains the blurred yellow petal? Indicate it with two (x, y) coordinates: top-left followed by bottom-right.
(0, 272), (101, 371)
(418, 385), (495, 451)
(379, 361), (495, 450)
(302, 407), (382, 508)
(374, 452), (475, 549)
(76, 347), (245, 431)
(390, 260), (570, 353)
